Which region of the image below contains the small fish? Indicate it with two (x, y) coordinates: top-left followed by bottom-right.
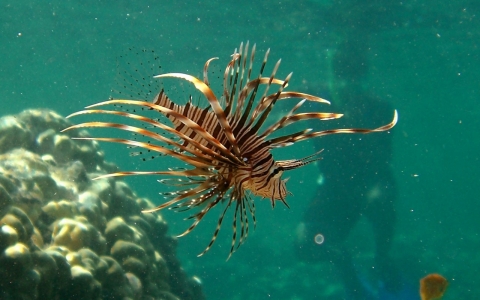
(420, 273), (448, 300)
(63, 42), (397, 258)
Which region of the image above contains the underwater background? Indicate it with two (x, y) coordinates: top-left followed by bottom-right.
(1, 0), (479, 299)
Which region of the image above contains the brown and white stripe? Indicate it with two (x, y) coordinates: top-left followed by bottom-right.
(63, 42), (397, 259)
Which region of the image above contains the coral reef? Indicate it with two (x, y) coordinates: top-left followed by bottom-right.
(0, 109), (205, 300)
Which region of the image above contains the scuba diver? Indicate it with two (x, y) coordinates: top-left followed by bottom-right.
(294, 37), (406, 299)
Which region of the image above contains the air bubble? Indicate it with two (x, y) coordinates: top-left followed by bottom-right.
(314, 233), (324, 245)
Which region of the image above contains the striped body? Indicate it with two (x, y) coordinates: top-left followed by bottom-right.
(154, 91), (287, 202)
(63, 42), (398, 258)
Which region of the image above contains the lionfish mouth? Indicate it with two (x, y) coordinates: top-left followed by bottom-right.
(63, 42), (397, 259)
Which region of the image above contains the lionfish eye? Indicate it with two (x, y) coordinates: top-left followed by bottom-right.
(272, 167), (284, 178)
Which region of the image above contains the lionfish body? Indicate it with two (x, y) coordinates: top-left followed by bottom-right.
(64, 42), (397, 258)
(154, 90), (288, 201)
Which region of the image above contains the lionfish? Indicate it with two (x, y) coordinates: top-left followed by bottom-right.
(63, 42), (397, 258)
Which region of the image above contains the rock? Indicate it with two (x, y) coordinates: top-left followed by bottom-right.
(14, 192), (44, 224)
(0, 174), (17, 194)
(17, 109), (70, 137)
(31, 226), (44, 248)
(111, 240), (146, 263)
(71, 265), (93, 281)
(122, 256), (147, 280)
(0, 243), (32, 278)
(78, 191), (106, 228)
(40, 154), (57, 166)
(36, 129), (57, 155)
(42, 200), (78, 219)
(0, 115), (33, 154)
(69, 265), (101, 300)
(125, 272), (143, 298)
(88, 178), (113, 204)
(0, 184), (13, 211)
(155, 251), (170, 279)
(52, 218), (106, 253)
(15, 269), (41, 299)
(45, 248), (72, 293)
(0, 242), (41, 300)
(66, 251), (82, 266)
(32, 250), (58, 299)
(32, 173), (58, 200)
(152, 214), (169, 237)
(100, 257), (135, 299)
(9, 207), (34, 237)
(158, 291), (181, 300)
(105, 217), (135, 246)
(0, 208), (34, 243)
(77, 248), (108, 276)
(99, 255), (126, 286)
(0, 225), (18, 251)
(52, 218), (89, 251)
(0, 109), (206, 300)
(108, 181), (142, 218)
(128, 215), (152, 234)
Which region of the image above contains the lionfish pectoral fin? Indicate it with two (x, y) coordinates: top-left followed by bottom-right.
(177, 219), (201, 238)
(140, 172), (215, 214)
(226, 201), (241, 260)
(270, 197), (276, 208)
(282, 178), (294, 197)
(197, 197), (233, 257)
(269, 110), (398, 147)
(280, 198), (290, 208)
(277, 149), (323, 172)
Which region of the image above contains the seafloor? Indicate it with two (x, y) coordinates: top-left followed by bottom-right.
(0, 109), (205, 300)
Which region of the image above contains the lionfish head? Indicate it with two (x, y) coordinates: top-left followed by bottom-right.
(244, 160), (289, 207)
(249, 149), (326, 208)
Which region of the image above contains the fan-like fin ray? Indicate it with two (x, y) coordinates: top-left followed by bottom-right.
(71, 136), (212, 168)
(63, 109), (236, 165)
(155, 73), (241, 156)
(269, 110), (398, 147)
(197, 195), (234, 257)
(69, 99), (243, 165)
(65, 121), (224, 165)
(203, 57), (218, 86)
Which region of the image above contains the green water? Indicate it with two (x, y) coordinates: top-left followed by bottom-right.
(2, 1), (478, 299)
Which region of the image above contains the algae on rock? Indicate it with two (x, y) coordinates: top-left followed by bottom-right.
(0, 109), (205, 300)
